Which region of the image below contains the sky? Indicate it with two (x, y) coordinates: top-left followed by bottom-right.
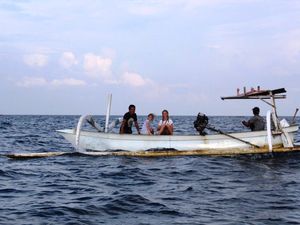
(0, 0), (300, 116)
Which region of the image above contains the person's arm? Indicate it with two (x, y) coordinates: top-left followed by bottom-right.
(158, 125), (165, 135)
(244, 115), (257, 127)
(166, 120), (174, 135)
(243, 118), (256, 131)
(157, 121), (165, 134)
(242, 120), (250, 128)
(146, 121), (153, 135)
(157, 120), (162, 131)
(135, 121), (140, 134)
(157, 125), (161, 131)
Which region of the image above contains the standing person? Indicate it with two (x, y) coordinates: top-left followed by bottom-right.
(120, 104), (141, 134)
(242, 107), (265, 131)
(157, 109), (174, 135)
(141, 113), (155, 135)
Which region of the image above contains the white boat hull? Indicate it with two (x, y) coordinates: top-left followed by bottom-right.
(57, 126), (298, 153)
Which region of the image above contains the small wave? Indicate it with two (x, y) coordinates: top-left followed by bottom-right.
(0, 188), (18, 193)
(101, 194), (183, 216)
(0, 169), (35, 179)
(0, 121), (12, 127)
(0, 170), (12, 178)
(74, 196), (94, 201)
(183, 186), (193, 192)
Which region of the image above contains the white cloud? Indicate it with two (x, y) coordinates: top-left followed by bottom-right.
(120, 72), (152, 87)
(16, 77), (86, 87)
(83, 53), (112, 79)
(16, 77), (47, 87)
(23, 53), (48, 67)
(59, 52), (78, 68)
(101, 48), (117, 58)
(50, 78), (86, 86)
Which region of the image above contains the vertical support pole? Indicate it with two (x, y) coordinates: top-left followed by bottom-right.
(269, 93), (293, 148)
(270, 93), (279, 131)
(292, 108), (299, 124)
(266, 110), (272, 152)
(105, 94), (112, 133)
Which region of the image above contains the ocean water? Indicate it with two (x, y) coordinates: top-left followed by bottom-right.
(0, 115), (300, 225)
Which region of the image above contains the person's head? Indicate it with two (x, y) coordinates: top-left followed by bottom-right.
(147, 113), (155, 121)
(162, 109), (169, 121)
(252, 107), (260, 115)
(128, 104), (136, 115)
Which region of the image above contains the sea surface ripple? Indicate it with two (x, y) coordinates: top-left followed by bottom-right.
(0, 115), (300, 225)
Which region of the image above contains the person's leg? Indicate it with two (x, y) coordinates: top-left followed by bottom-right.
(161, 126), (171, 135)
(166, 125), (173, 135)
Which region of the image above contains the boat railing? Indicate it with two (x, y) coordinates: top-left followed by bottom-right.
(75, 115), (102, 152)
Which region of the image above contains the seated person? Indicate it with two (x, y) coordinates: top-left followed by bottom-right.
(242, 107), (265, 131)
(141, 113), (155, 135)
(119, 104), (141, 134)
(157, 110), (173, 135)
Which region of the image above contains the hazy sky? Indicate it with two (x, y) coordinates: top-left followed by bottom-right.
(1, 0), (300, 116)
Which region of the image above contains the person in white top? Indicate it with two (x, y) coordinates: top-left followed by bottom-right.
(157, 109), (173, 135)
(141, 113), (155, 135)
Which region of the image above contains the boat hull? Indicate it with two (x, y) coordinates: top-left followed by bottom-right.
(57, 126), (298, 153)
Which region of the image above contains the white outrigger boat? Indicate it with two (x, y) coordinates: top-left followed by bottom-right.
(55, 87), (299, 156)
(5, 87), (299, 159)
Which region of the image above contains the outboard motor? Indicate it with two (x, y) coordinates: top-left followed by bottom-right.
(194, 112), (209, 135)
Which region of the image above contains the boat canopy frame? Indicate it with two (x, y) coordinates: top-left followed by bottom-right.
(221, 87), (287, 130)
(221, 87), (296, 149)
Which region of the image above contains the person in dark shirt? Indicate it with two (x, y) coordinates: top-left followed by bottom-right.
(242, 107), (265, 131)
(119, 104), (141, 134)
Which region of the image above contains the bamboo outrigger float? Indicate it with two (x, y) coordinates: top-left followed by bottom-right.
(4, 87), (300, 159)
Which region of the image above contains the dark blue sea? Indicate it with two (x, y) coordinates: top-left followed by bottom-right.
(0, 115), (300, 225)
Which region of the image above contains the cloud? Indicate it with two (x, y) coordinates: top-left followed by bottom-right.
(59, 52), (78, 68)
(120, 72), (152, 87)
(16, 77), (47, 87)
(16, 77), (86, 87)
(83, 53), (112, 79)
(50, 78), (86, 86)
(23, 53), (48, 67)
